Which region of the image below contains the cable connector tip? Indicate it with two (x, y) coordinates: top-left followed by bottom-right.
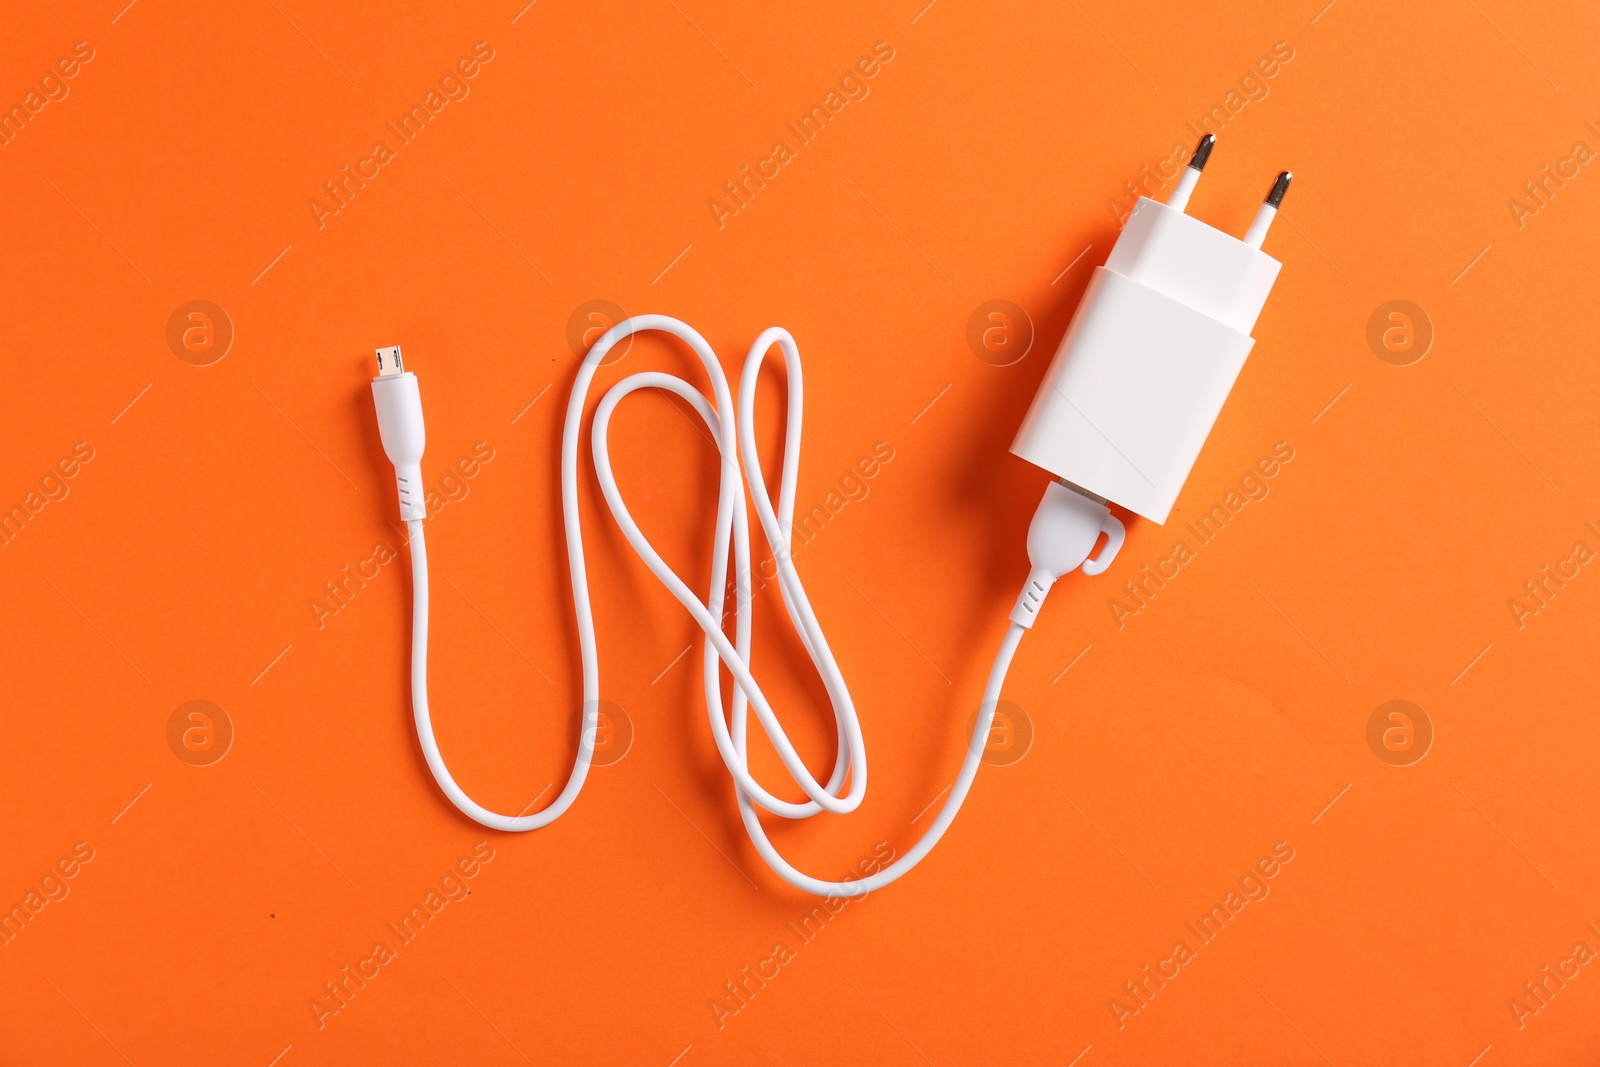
(376, 345), (405, 376)
(1264, 170), (1292, 208)
(1187, 134), (1216, 172)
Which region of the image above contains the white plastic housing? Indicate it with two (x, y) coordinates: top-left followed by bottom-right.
(372, 371), (427, 520)
(1009, 482), (1127, 628)
(1011, 196), (1281, 523)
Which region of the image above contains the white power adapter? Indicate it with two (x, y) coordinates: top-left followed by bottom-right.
(1008, 135), (1290, 627)
(369, 134), (1290, 897)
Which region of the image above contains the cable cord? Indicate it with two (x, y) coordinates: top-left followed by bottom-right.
(405, 315), (1030, 896)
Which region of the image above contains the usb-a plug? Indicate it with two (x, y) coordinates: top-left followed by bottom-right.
(370, 345), (427, 521)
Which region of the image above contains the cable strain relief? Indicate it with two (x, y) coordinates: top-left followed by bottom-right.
(1009, 566), (1056, 629)
(394, 462), (426, 521)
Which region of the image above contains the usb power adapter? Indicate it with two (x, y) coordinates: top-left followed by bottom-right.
(1008, 135), (1291, 628)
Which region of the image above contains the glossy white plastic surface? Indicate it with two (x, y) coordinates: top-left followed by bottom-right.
(1011, 196), (1281, 523)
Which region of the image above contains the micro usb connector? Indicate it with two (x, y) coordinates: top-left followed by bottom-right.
(370, 346), (426, 521)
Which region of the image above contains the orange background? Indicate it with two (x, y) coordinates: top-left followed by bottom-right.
(3, 0), (1599, 1063)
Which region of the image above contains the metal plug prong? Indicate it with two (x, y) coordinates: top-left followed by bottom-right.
(1245, 171), (1292, 248)
(1167, 134), (1216, 212)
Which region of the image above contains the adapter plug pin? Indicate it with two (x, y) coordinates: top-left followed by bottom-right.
(1244, 170), (1292, 249)
(1166, 133), (1216, 213)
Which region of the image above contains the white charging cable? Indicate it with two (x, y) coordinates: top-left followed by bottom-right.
(371, 315), (1123, 896)
(373, 135), (1289, 897)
